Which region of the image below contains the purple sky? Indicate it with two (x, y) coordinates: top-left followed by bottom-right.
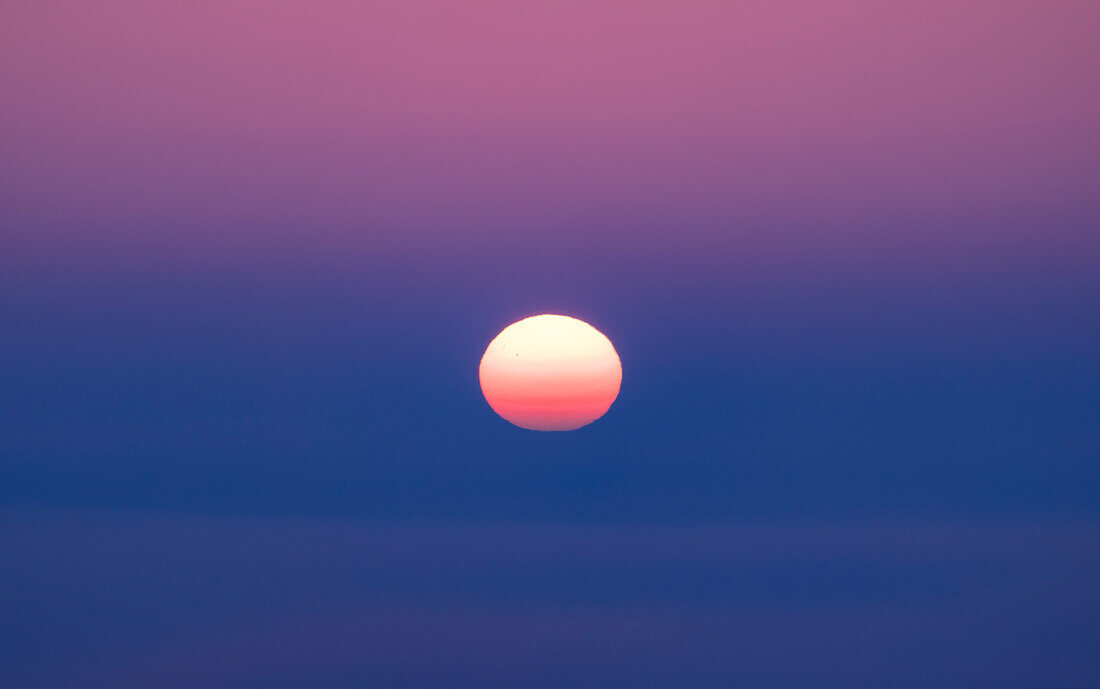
(3, 1), (1097, 263)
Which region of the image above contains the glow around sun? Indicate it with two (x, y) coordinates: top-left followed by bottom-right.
(479, 314), (622, 431)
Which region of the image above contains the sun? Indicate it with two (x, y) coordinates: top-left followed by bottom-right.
(479, 314), (622, 431)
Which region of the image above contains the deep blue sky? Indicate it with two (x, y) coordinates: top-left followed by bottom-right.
(3, 242), (1099, 687)
(4, 243), (1098, 520)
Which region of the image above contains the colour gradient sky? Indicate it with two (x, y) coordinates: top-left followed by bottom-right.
(2, 2), (1099, 687)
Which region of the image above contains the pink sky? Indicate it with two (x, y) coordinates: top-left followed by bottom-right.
(3, 1), (1097, 260)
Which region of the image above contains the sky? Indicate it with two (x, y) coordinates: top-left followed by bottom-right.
(2, 1), (1099, 687)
